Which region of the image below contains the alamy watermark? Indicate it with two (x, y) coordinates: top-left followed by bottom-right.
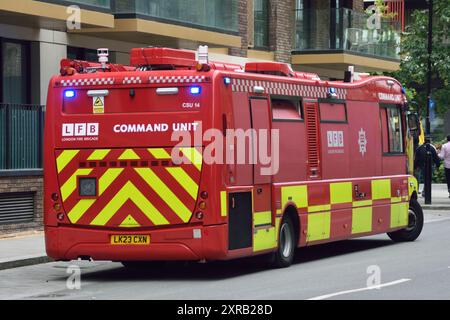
(66, 5), (81, 30)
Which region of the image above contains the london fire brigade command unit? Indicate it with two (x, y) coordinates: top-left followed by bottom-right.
(44, 46), (422, 268)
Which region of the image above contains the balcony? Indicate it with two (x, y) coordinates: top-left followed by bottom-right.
(69, 0), (241, 48)
(0, 0), (114, 30)
(292, 8), (401, 76)
(113, 0), (238, 33)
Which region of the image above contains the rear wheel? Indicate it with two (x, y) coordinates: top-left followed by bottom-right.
(269, 215), (296, 268)
(387, 198), (423, 242)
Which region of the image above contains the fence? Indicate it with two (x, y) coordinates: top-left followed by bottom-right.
(0, 104), (44, 171)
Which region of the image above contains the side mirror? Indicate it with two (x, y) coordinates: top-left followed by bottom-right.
(407, 113), (420, 133)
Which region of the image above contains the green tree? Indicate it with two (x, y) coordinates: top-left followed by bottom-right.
(390, 0), (450, 134)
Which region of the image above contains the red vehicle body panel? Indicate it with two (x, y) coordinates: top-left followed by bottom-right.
(44, 48), (418, 262)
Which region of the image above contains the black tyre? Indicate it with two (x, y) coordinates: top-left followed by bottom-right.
(270, 215), (296, 268)
(387, 198), (423, 242)
(121, 261), (166, 269)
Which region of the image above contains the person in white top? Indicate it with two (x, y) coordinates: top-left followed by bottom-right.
(438, 135), (450, 198)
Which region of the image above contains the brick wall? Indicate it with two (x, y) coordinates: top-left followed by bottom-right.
(230, 0), (248, 57)
(0, 175), (43, 235)
(268, 0), (295, 62)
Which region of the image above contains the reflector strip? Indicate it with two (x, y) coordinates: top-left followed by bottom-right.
(67, 199), (96, 223)
(119, 215), (141, 227)
(166, 167), (199, 199)
(135, 168), (192, 222)
(180, 147), (202, 171)
(90, 181), (169, 226)
(149, 148), (171, 159)
(118, 149), (140, 160)
(87, 149), (111, 160)
(254, 211), (272, 226)
(56, 150), (79, 173)
(98, 168), (124, 196)
(220, 191), (227, 217)
(60, 169), (93, 201)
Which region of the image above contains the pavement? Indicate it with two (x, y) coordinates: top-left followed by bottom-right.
(0, 233), (51, 270)
(417, 183), (450, 210)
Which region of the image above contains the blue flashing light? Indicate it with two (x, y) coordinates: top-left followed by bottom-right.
(190, 86), (201, 95)
(64, 90), (75, 98)
(224, 77), (231, 85)
(329, 87), (336, 94)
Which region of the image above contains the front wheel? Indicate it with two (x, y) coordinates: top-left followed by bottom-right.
(269, 215), (296, 268)
(387, 198), (423, 242)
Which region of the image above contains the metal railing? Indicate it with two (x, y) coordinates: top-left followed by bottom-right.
(294, 8), (401, 60)
(0, 104), (44, 171)
(113, 0), (238, 32)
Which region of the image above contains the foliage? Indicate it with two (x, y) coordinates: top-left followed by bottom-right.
(388, 0), (450, 134)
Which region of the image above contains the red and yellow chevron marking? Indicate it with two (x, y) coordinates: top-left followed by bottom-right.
(55, 147), (202, 228)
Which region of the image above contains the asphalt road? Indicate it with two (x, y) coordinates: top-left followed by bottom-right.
(1, 210), (450, 300)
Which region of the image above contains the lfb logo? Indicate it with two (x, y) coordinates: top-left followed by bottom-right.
(62, 123), (99, 137)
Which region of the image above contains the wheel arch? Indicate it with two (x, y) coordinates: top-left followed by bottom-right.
(283, 205), (300, 247)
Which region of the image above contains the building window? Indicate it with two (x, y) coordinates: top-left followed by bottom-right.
(67, 46), (100, 62)
(271, 96), (303, 121)
(254, 0), (269, 48)
(114, 0), (238, 32)
(1, 39), (30, 104)
(386, 107), (403, 153)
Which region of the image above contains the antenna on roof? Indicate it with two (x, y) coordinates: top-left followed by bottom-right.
(97, 48), (109, 69)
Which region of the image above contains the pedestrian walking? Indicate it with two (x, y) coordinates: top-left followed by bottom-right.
(438, 135), (450, 198)
(414, 138), (441, 196)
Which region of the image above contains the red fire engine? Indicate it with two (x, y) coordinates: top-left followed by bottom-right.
(44, 46), (422, 268)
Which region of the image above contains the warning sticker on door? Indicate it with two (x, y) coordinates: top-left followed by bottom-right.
(93, 96), (104, 114)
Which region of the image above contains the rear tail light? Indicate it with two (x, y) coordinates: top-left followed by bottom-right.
(51, 193), (59, 201)
(195, 211), (204, 220)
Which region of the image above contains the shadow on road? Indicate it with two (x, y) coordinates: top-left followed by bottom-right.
(75, 238), (394, 282)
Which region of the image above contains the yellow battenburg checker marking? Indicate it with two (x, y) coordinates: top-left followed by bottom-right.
(60, 169), (93, 201)
(56, 150), (79, 173)
(254, 211), (272, 226)
(253, 227), (277, 252)
(119, 215), (141, 228)
(98, 168), (124, 196)
(149, 148), (171, 159)
(408, 176), (418, 197)
(220, 191), (228, 217)
(166, 167), (199, 199)
(180, 147), (202, 171)
(353, 200), (373, 207)
(307, 212), (331, 242)
(372, 179), (391, 200)
(87, 149), (111, 161)
(352, 207), (372, 234)
(308, 204), (331, 213)
(330, 182), (353, 204)
(67, 199), (96, 223)
(135, 168), (192, 222)
(90, 181), (169, 226)
(391, 202), (408, 228)
(281, 185), (308, 208)
(118, 149), (140, 160)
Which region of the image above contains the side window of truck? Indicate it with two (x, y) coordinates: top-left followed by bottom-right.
(381, 105), (404, 154)
(270, 96), (303, 121)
